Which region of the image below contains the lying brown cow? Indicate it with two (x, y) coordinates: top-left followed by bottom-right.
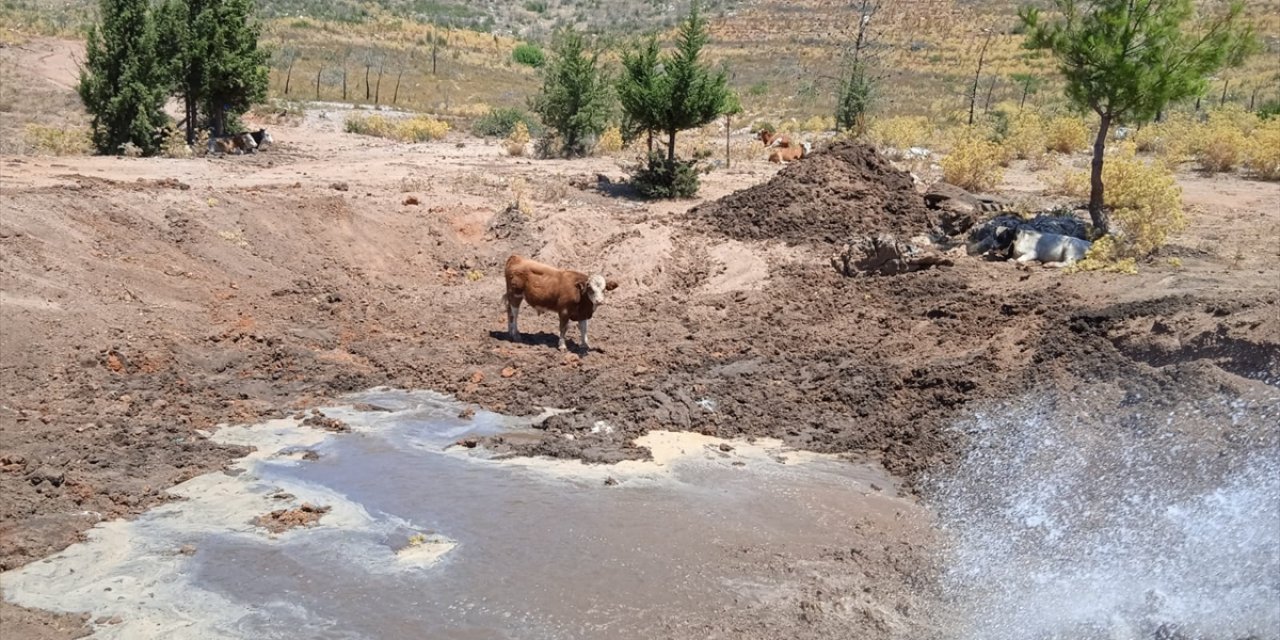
(758, 130), (794, 148)
(503, 254), (618, 352)
(769, 141), (811, 163)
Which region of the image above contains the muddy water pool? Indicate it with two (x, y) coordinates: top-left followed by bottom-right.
(2, 389), (920, 639)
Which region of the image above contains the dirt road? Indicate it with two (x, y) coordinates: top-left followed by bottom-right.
(1, 37), (1278, 638)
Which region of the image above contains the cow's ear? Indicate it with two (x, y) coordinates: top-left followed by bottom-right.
(577, 280), (588, 294)
(605, 279), (619, 291)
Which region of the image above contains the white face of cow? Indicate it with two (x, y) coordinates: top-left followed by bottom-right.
(586, 274), (607, 306)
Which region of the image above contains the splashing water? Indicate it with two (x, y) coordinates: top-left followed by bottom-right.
(929, 392), (1280, 640)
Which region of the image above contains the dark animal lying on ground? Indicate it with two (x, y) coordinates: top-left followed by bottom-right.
(503, 255), (619, 352)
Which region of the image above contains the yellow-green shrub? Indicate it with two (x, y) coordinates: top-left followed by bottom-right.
(868, 116), (932, 151)
(24, 124), (91, 155)
(596, 125), (623, 154)
(1001, 110), (1046, 161)
(941, 128), (1005, 191)
(1044, 116), (1090, 154)
(1071, 235), (1139, 273)
(1196, 120), (1247, 173)
(1132, 113), (1197, 164)
(801, 115), (834, 133)
(399, 116), (450, 142)
(1096, 144), (1185, 257)
(505, 121), (530, 156)
(345, 113), (449, 142)
(1245, 118), (1280, 180)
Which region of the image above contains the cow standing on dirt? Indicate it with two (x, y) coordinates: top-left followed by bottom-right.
(503, 255), (618, 352)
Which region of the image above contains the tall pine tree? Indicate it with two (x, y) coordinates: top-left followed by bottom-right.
(78, 0), (169, 155)
(649, 2), (731, 163)
(528, 29), (612, 157)
(196, 0), (269, 138)
(1021, 0), (1255, 233)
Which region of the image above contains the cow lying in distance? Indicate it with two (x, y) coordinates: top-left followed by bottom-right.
(999, 226), (1092, 267)
(503, 254), (619, 352)
(250, 128), (273, 148)
(207, 132), (258, 155)
(758, 130), (794, 148)
(769, 141), (811, 163)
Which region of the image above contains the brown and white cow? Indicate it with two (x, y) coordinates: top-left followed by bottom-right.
(503, 254), (618, 352)
(758, 130), (794, 148)
(769, 141), (811, 163)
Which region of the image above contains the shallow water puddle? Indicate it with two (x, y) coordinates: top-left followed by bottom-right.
(2, 389), (915, 639)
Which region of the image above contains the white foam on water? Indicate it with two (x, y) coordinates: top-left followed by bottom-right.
(929, 393), (1280, 640)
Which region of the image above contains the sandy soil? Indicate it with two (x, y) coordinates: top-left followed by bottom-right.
(1, 37), (1278, 638)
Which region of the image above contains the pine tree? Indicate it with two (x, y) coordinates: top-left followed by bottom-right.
(649, 1), (730, 163)
(1021, 0), (1256, 233)
(155, 0), (202, 144)
(78, 0), (169, 155)
(195, 0), (269, 137)
(617, 34), (662, 153)
(528, 29), (612, 157)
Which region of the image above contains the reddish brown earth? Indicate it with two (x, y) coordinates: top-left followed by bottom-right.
(2, 36), (1279, 639)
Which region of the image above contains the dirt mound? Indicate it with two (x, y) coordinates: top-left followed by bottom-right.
(691, 141), (935, 244)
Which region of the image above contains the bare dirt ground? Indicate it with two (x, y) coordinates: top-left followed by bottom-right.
(2, 37), (1278, 638)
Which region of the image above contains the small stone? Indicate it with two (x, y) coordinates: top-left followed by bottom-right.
(603, 477), (618, 486)
(28, 466), (64, 487)
(718, 443), (734, 452)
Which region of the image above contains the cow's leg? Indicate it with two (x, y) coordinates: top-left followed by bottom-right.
(557, 314), (569, 351)
(578, 320), (589, 352)
(506, 294), (522, 341)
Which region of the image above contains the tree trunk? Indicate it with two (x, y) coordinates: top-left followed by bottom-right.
(392, 69), (404, 104)
(667, 129), (677, 163)
(184, 96), (196, 146)
(1088, 112), (1113, 235)
(316, 68), (322, 99)
(968, 32), (992, 127)
(725, 115), (731, 169)
(1019, 83), (1029, 110)
(983, 75), (998, 113)
(1220, 79), (1229, 107)
(365, 65), (371, 101)
(1250, 86), (1260, 110)
(284, 61), (294, 95)
(342, 68), (348, 100)
(647, 130), (654, 155)
(375, 62), (384, 105)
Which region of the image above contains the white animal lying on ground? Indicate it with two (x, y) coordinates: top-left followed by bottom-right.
(999, 226), (1092, 267)
(503, 254), (619, 352)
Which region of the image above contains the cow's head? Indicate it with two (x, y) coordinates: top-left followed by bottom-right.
(257, 128), (274, 145)
(581, 274), (617, 306)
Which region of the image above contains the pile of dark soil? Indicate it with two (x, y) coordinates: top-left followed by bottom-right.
(691, 141), (935, 244)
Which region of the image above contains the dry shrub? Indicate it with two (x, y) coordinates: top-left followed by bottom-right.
(345, 113), (449, 142)
(1196, 122), (1247, 173)
(596, 125), (623, 154)
(1096, 144), (1184, 257)
(869, 116), (932, 152)
(1245, 118), (1280, 181)
(24, 124), (91, 155)
(1195, 106), (1258, 174)
(1071, 235), (1139, 273)
(801, 115), (834, 133)
(1131, 113), (1197, 164)
(399, 116), (450, 142)
(1001, 110), (1046, 161)
(941, 128), (1005, 191)
(505, 121), (530, 156)
(1044, 116), (1090, 154)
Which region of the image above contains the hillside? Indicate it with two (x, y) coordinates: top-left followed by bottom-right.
(3, 0), (1276, 121)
